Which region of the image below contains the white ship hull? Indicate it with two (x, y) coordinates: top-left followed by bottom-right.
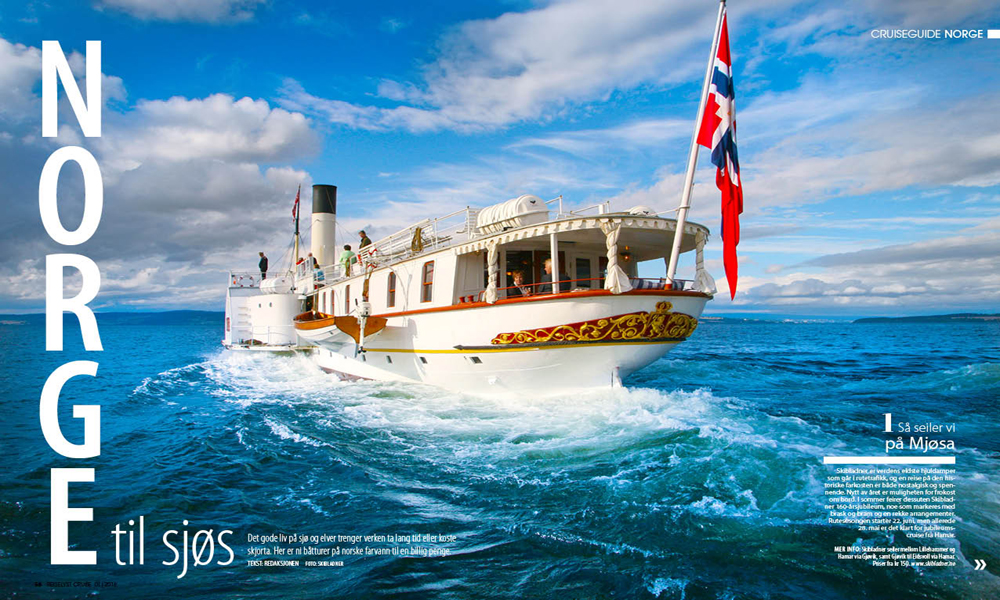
(312, 290), (708, 395)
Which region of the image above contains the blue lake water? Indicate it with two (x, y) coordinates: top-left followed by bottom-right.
(2, 313), (998, 599)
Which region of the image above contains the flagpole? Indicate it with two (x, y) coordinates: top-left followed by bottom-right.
(293, 185), (301, 268)
(666, 0), (727, 285)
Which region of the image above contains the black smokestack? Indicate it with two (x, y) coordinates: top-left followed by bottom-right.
(312, 184), (337, 215)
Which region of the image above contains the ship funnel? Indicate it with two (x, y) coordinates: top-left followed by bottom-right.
(311, 184), (337, 267)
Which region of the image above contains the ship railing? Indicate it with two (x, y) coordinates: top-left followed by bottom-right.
(294, 260), (316, 279)
(466, 277), (696, 302)
(370, 208), (472, 257)
(545, 196), (611, 219)
(545, 195), (565, 217)
(565, 201), (612, 217)
(229, 270), (263, 288)
(428, 207), (477, 247)
(311, 262), (363, 287)
(313, 264), (340, 286)
(229, 269), (305, 289)
(311, 208), (478, 286)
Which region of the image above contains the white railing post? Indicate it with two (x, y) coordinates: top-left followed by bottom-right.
(549, 232), (560, 295)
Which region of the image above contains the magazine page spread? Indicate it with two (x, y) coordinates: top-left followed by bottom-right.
(1, 1), (998, 599)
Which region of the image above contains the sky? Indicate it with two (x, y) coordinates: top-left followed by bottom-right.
(0, 0), (998, 317)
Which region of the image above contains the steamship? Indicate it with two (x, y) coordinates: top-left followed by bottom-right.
(223, 185), (717, 395)
(221, 1), (744, 395)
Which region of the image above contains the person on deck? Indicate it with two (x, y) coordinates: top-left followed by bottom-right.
(508, 270), (532, 298)
(258, 252), (268, 280)
(308, 252), (324, 282)
(537, 258), (570, 294)
(339, 245), (356, 276)
(358, 230), (372, 249)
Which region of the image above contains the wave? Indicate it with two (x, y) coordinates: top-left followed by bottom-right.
(646, 576), (688, 599)
(131, 360), (210, 399)
(129, 348), (1000, 580)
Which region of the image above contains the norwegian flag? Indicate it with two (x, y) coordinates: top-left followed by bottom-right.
(697, 12), (743, 299)
(291, 185), (300, 221)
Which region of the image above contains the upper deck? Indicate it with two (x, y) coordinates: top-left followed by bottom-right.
(227, 196), (718, 325)
(311, 199), (711, 288)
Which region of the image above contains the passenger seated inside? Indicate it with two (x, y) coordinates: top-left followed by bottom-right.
(538, 258), (570, 294)
(508, 270), (532, 298)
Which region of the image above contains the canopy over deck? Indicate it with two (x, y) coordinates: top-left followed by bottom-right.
(452, 214), (708, 261)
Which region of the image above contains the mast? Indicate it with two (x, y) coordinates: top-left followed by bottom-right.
(293, 184), (301, 268)
(666, 0), (726, 284)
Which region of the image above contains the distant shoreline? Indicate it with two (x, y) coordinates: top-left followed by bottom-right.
(0, 310), (223, 326)
(853, 313), (1000, 324)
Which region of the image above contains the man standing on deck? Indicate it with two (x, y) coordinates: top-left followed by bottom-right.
(258, 252), (268, 280)
(358, 230), (372, 249)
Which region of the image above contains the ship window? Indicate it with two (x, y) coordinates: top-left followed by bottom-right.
(469, 356), (482, 364)
(269, 302), (272, 307)
(576, 258), (592, 288)
(344, 285), (350, 314)
(419, 356), (428, 364)
(421, 261), (434, 302)
(386, 356), (392, 364)
(387, 272), (396, 307)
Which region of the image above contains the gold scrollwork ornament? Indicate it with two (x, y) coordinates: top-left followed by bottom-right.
(491, 301), (698, 345)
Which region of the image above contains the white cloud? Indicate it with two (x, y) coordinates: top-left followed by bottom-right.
(729, 232), (1000, 311)
(0, 38), (42, 122)
(278, 79), (451, 133)
(278, 0), (1000, 135)
(858, 0), (999, 27)
(97, 0), (266, 23)
(802, 233), (1000, 268)
(99, 94), (318, 171)
(508, 118), (691, 155)
(280, 0), (796, 132)
(604, 84), (1000, 227)
(743, 96), (1000, 210)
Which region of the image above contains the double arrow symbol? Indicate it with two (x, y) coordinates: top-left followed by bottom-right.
(974, 559), (987, 570)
